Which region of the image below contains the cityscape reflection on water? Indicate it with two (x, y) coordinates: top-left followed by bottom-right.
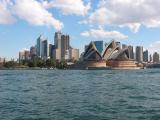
(0, 69), (160, 120)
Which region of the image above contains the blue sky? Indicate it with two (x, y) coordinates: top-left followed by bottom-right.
(1, 0), (160, 59)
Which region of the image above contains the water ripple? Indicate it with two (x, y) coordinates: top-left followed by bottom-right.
(0, 69), (160, 120)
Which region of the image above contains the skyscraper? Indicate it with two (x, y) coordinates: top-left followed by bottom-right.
(49, 44), (55, 58)
(136, 46), (143, 62)
(94, 41), (103, 54)
(61, 34), (70, 59)
(128, 45), (134, 59)
(41, 40), (49, 59)
(36, 35), (43, 57)
(153, 52), (159, 63)
(143, 50), (148, 62)
(54, 31), (62, 49)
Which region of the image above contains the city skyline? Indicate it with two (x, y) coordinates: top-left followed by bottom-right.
(1, 0), (160, 59)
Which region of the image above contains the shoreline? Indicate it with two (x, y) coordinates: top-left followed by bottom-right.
(0, 67), (157, 70)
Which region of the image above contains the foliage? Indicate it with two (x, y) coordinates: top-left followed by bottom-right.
(3, 61), (18, 68)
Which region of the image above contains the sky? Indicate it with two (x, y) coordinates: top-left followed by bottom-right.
(1, 0), (160, 60)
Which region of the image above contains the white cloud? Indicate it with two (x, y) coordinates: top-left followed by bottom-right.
(148, 41), (160, 54)
(80, 28), (128, 40)
(13, 0), (63, 30)
(119, 23), (141, 33)
(42, 0), (90, 16)
(0, 0), (15, 24)
(85, 0), (160, 32)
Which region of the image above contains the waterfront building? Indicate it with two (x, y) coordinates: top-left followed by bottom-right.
(61, 34), (70, 60)
(41, 40), (49, 60)
(49, 44), (55, 58)
(102, 40), (121, 60)
(143, 50), (149, 62)
(53, 49), (61, 60)
(19, 50), (30, 62)
(128, 45), (134, 59)
(72, 40), (141, 69)
(153, 52), (159, 63)
(36, 35), (43, 57)
(94, 41), (103, 54)
(30, 46), (36, 59)
(0, 57), (5, 67)
(54, 32), (70, 60)
(136, 46), (143, 62)
(54, 31), (62, 49)
(65, 50), (70, 60)
(0, 57), (5, 63)
(24, 50), (30, 60)
(69, 48), (79, 61)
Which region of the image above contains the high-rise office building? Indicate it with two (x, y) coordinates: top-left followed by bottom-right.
(54, 32), (62, 49)
(153, 52), (159, 63)
(36, 35), (43, 57)
(94, 41), (103, 54)
(136, 46), (143, 62)
(61, 35), (70, 59)
(143, 50), (148, 62)
(128, 45), (134, 59)
(41, 40), (49, 59)
(49, 44), (55, 58)
(54, 32), (70, 60)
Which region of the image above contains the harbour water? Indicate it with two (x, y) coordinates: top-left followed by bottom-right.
(0, 69), (160, 120)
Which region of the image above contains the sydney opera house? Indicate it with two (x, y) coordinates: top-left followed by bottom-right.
(70, 40), (143, 69)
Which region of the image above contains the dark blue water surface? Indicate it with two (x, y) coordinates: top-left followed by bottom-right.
(0, 69), (160, 120)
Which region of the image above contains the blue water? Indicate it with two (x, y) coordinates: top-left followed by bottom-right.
(0, 69), (160, 120)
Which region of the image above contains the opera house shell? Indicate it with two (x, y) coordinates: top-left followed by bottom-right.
(71, 40), (143, 69)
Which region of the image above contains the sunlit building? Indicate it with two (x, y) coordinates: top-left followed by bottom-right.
(71, 40), (142, 69)
(19, 50), (30, 62)
(53, 49), (61, 60)
(61, 34), (70, 60)
(69, 48), (79, 61)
